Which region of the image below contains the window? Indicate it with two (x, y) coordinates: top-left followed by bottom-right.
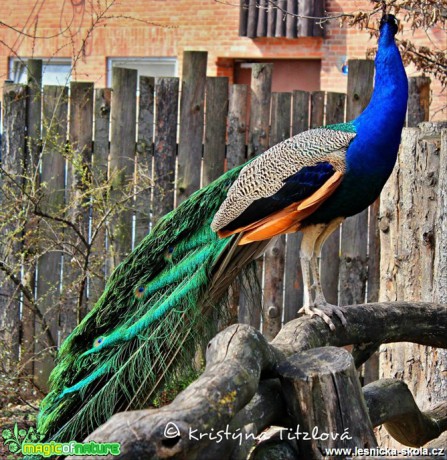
(107, 58), (177, 87)
(9, 58), (72, 86)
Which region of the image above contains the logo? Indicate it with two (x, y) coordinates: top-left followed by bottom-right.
(1, 423), (121, 457)
(2, 424), (44, 455)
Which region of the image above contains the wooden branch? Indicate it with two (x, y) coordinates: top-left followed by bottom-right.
(69, 302), (447, 459)
(363, 379), (447, 447)
(271, 301), (447, 367)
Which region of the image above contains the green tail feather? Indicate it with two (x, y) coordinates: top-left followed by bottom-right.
(36, 165), (245, 443)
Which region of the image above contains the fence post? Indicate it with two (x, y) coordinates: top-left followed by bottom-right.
(64, 82), (94, 330)
(239, 63), (272, 328)
(339, 60), (374, 307)
(34, 85), (68, 391)
(109, 68), (137, 265)
(283, 90), (309, 323)
(177, 51), (207, 205)
(262, 92), (291, 340)
(203, 76), (228, 186)
(0, 83), (27, 375)
(90, 88), (111, 302)
(135, 76), (154, 242)
(153, 77), (179, 223)
(320, 92), (346, 306)
(227, 84), (248, 170)
(407, 76), (431, 128)
(21, 59), (43, 381)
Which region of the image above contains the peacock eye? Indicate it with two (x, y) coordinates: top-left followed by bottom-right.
(135, 286), (146, 298)
(94, 337), (104, 347)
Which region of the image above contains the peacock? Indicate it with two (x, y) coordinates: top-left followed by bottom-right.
(36, 14), (408, 445)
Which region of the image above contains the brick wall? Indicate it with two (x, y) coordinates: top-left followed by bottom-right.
(0, 0), (444, 118)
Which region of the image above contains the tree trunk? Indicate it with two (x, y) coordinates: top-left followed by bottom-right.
(378, 122), (447, 447)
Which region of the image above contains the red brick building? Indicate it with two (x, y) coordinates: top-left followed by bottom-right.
(0, 0), (444, 117)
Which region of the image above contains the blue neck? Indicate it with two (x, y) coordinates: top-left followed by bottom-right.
(353, 23), (408, 153)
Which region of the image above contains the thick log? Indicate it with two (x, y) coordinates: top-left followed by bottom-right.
(278, 347), (377, 457)
(364, 379), (447, 447)
(271, 302), (447, 365)
(74, 302), (447, 459)
(379, 124), (447, 449)
(248, 427), (299, 459)
(205, 379), (290, 459)
(177, 51), (207, 205)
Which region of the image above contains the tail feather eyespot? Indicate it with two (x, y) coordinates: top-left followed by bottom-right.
(135, 286), (146, 299)
(93, 336), (104, 347)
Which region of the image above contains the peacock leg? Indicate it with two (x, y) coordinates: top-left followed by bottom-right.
(298, 219), (346, 330)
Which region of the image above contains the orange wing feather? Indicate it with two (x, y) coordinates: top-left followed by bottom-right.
(217, 171), (343, 245)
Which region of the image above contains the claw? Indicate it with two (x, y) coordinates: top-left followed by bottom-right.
(298, 302), (347, 331)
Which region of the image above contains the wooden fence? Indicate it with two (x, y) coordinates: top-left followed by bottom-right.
(0, 52), (431, 392)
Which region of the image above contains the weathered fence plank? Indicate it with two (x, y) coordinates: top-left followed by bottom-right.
(407, 76), (431, 128)
(226, 84), (248, 324)
(90, 87), (111, 302)
(64, 82), (94, 330)
(339, 60), (374, 307)
(177, 51), (207, 205)
(283, 90), (309, 323)
(153, 77), (179, 223)
(262, 92), (291, 340)
(310, 90), (324, 128)
(226, 84), (248, 170)
(247, 63), (272, 159)
(240, 63), (272, 328)
(0, 83), (27, 374)
(135, 76), (154, 242)
(109, 68), (137, 265)
(35, 85), (68, 390)
(21, 59), (42, 380)
(203, 76), (228, 186)
(320, 92), (345, 305)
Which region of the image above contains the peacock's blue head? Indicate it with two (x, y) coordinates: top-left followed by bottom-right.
(380, 14), (399, 36)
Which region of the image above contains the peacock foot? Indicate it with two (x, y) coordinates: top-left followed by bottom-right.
(298, 302), (347, 331)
